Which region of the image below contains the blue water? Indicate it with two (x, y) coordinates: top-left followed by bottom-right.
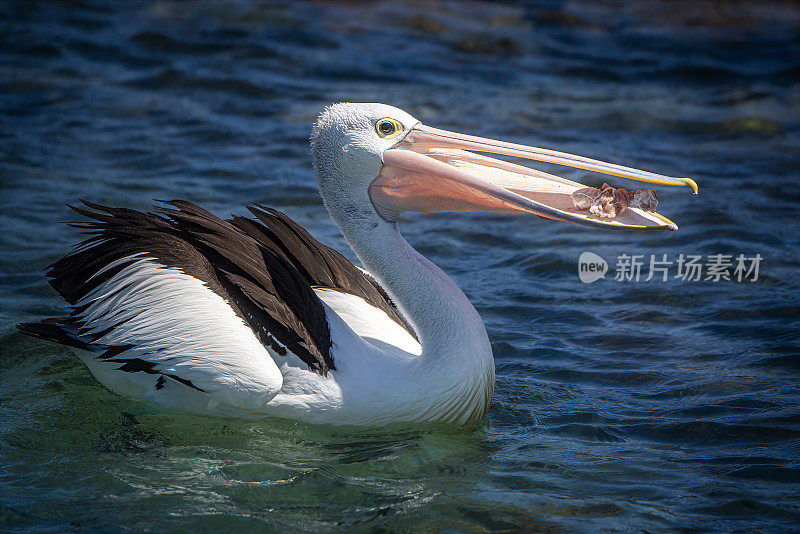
(2, 1), (799, 531)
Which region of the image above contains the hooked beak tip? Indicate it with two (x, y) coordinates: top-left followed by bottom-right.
(683, 177), (699, 194)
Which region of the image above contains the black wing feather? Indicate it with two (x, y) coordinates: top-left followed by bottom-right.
(19, 200), (416, 375)
(244, 205), (416, 336)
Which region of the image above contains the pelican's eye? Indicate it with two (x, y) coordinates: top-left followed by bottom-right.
(375, 118), (403, 139)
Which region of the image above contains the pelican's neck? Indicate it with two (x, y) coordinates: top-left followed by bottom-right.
(326, 197), (495, 422)
(349, 220), (488, 357)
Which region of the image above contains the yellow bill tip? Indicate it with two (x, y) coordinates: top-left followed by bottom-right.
(682, 177), (698, 194)
(650, 211), (679, 231)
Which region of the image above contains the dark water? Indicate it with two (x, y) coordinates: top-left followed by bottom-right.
(2, 1), (799, 531)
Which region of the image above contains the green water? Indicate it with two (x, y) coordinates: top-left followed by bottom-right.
(2, 339), (521, 532)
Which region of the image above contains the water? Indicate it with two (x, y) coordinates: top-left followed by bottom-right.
(1, 1), (799, 531)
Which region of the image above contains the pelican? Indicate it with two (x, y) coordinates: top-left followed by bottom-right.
(18, 103), (696, 426)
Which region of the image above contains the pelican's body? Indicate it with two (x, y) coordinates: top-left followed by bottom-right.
(19, 103), (694, 426)
(71, 253), (491, 426)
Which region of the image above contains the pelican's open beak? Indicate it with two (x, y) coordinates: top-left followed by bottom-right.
(370, 124), (697, 231)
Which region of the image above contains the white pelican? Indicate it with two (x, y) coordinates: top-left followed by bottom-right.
(19, 103), (696, 426)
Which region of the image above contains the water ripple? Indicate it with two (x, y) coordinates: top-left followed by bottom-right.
(1, 1), (799, 532)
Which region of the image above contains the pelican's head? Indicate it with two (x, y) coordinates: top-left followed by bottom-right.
(311, 103), (696, 231)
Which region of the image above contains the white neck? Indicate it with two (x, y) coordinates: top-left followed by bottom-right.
(323, 187), (495, 423)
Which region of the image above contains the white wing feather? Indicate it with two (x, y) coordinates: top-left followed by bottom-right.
(73, 255), (284, 413)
